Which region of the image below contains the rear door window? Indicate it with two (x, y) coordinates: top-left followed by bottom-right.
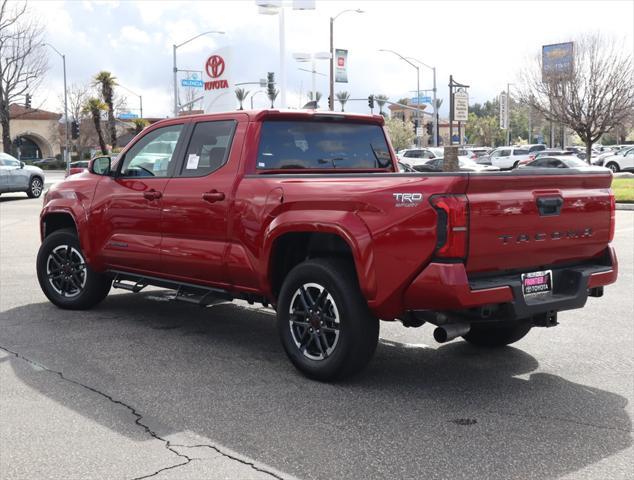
(180, 120), (236, 177)
(256, 120), (392, 170)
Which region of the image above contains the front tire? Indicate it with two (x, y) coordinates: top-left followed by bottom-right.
(606, 162), (620, 173)
(27, 176), (43, 198)
(463, 319), (532, 348)
(277, 258), (379, 381)
(37, 229), (111, 310)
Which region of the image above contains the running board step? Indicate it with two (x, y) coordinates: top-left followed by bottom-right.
(110, 271), (236, 307)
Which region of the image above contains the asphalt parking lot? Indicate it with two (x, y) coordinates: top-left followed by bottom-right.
(1, 192), (632, 480)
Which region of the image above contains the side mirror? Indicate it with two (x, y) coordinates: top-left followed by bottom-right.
(20, 161), (25, 168)
(90, 156), (112, 176)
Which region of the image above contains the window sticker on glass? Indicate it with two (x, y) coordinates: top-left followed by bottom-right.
(186, 154), (200, 169)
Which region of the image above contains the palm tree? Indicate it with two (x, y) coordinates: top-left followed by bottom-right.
(336, 91), (350, 112)
(93, 71), (117, 148)
(82, 98), (108, 155)
(267, 89), (279, 108)
(131, 118), (149, 135)
(308, 91), (322, 107)
(375, 95), (389, 116)
(235, 87), (250, 110)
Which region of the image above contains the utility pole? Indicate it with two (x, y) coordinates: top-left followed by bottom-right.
(506, 82), (511, 146)
(44, 43), (70, 174)
(528, 105), (532, 143)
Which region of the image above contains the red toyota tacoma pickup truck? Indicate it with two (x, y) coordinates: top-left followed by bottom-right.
(37, 110), (618, 380)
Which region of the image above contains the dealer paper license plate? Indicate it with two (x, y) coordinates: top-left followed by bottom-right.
(521, 270), (553, 297)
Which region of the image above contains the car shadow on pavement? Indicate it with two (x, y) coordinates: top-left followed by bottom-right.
(0, 195), (30, 202)
(1, 293), (631, 480)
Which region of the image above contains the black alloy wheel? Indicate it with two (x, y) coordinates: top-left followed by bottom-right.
(288, 282), (341, 361)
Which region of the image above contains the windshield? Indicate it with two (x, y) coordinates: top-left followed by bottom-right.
(256, 120), (393, 170)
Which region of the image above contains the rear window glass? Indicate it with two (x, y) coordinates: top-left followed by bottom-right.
(256, 120), (392, 170)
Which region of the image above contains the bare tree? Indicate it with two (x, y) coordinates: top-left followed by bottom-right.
(62, 82), (91, 123)
(518, 34), (634, 161)
(0, 0), (48, 154)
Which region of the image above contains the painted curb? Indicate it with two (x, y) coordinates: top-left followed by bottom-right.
(616, 203), (634, 211)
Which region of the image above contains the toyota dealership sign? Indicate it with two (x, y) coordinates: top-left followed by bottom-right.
(203, 47), (232, 113)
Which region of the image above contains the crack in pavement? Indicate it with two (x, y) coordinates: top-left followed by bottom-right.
(170, 444), (286, 480)
(0, 345), (285, 480)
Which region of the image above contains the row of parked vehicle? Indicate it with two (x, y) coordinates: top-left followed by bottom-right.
(397, 143), (634, 173)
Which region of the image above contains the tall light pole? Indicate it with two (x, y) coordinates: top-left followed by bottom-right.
(329, 9), (364, 111)
(294, 52), (330, 105)
(379, 49), (420, 146)
(118, 83), (143, 118)
(257, 1), (317, 109)
(506, 82), (514, 146)
(407, 56), (438, 147)
(44, 43), (69, 174)
(173, 30), (224, 117)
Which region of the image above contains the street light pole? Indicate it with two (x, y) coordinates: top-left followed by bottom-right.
(172, 30), (224, 117)
(44, 43), (70, 174)
(406, 57), (438, 147)
(173, 44), (178, 117)
(506, 82), (515, 146)
(329, 9), (364, 111)
(379, 49), (420, 146)
(118, 84), (143, 119)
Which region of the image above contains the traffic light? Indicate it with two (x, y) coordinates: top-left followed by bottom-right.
(368, 95), (374, 109)
(25, 94), (31, 109)
(413, 119), (418, 134)
(425, 122), (433, 135)
(71, 120), (80, 139)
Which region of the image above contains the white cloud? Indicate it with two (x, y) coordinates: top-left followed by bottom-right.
(119, 25), (151, 45)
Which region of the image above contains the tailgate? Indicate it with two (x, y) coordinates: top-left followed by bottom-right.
(465, 171), (613, 274)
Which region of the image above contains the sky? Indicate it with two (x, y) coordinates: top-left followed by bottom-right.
(28, 0), (634, 119)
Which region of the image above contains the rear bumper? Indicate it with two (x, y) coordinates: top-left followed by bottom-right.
(403, 246), (618, 317)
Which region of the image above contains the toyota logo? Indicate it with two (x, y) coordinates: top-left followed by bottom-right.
(206, 55), (225, 78)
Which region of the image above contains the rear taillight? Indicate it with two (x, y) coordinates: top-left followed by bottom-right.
(609, 191), (615, 242)
(430, 194), (469, 259)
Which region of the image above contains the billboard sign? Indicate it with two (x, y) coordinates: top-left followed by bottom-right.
(453, 90), (468, 122)
(335, 49), (348, 83)
(542, 42), (574, 81)
(203, 47), (233, 113)
(499, 91), (508, 129)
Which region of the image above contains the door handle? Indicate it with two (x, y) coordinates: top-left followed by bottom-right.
(143, 189), (162, 200)
(536, 196), (563, 216)
(202, 190), (225, 203)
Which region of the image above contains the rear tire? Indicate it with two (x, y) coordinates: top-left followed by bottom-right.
(27, 176), (43, 198)
(463, 319), (532, 348)
(277, 258), (379, 381)
(512, 161), (519, 169)
(37, 229), (111, 310)
(606, 162), (620, 173)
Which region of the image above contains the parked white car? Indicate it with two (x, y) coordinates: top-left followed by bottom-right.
(397, 148), (439, 167)
(488, 147), (530, 169)
(601, 147), (634, 173)
(0, 152), (45, 198)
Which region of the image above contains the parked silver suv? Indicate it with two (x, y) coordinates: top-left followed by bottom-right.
(0, 152), (46, 198)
